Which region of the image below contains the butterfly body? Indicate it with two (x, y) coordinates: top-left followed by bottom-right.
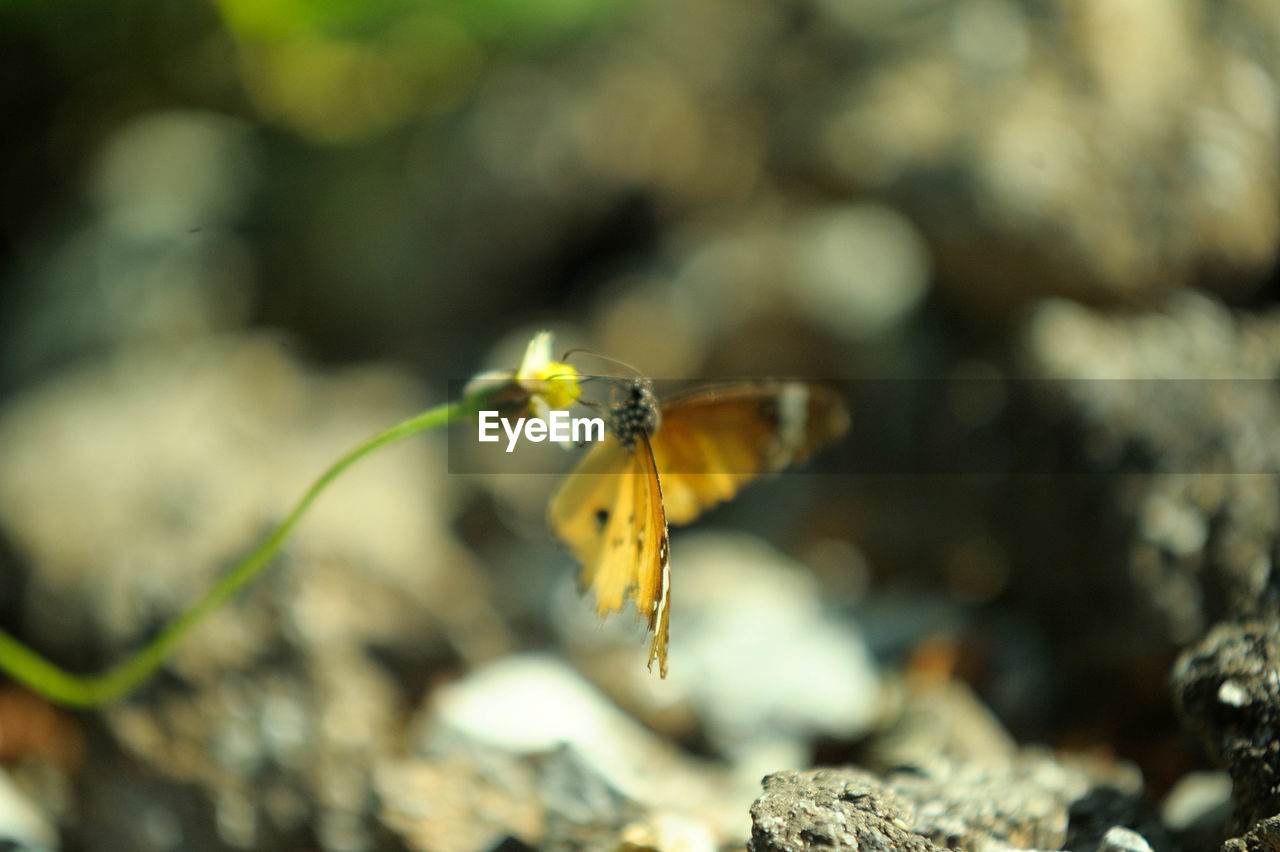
(609, 379), (661, 450)
(549, 378), (848, 677)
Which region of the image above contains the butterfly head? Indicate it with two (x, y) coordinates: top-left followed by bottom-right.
(609, 378), (660, 450)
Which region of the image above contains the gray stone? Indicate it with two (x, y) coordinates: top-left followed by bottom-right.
(1160, 770), (1232, 836)
(1223, 814), (1280, 852)
(0, 771), (56, 852)
(1171, 620), (1280, 831)
(749, 769), (941, 852)
(1099, 826), (1154, 852)
(748, 753), (1148, 852)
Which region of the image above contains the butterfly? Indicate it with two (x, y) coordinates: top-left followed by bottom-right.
(548, 377), (850, 676)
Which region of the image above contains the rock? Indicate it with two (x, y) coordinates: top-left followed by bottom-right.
(374, 755), (544, 852)
(0, 769), (57, 852)
(1171, 620), (1280, 831)
(899, 752), (1142, 852)
(749, 749), (1148, 852)
(862, 676), (1018, 774)
(749, 769), (942, 852)
(668, 535), (882, 758)
(409, 654), (756, 849)
(1160, 771), (1232, 838)
(1099, 826), (1155, 852)
(617, 813), (718, 852)
(1223, 814), (1280, 852)
(424, 654), (676, 798)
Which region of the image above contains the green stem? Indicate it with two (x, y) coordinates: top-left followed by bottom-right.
(0, 396), (475, 708)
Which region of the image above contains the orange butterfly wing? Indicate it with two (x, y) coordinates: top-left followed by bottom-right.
(651, 382), (850, 525)
(548, 432), (671, 675)
(549, 380), (846, 677)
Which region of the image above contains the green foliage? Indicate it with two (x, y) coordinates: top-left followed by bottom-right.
(215, 0), (627, 47)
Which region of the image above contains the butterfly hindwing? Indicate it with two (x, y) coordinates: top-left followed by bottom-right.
(547, 436), (632, 611)
(651, 381), (850, 525)
(548, 432), (671, 675)
(636, 432), (670, 675)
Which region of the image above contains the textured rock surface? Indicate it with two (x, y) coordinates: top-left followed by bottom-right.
(1100, 825), (1155, 852)
(749, 769), (943, 852)
(1171, 620), (1280, 832)
(749, 752), (1148, 852)
(1223, 814), (1280, 852)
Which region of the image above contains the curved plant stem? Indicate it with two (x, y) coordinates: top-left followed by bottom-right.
(0, 397), (473, 708)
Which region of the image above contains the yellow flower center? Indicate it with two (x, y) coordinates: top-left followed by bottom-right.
(532, 360), (582, 410)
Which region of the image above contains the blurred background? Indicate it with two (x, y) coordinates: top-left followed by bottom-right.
(1, 0), (1279, 850)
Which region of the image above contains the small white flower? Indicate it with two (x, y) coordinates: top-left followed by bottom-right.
(464, 331), (582, 426)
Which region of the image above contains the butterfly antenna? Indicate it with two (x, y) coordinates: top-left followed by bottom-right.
(540, 371), (604, 386)
(560, 348), (646, 379)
